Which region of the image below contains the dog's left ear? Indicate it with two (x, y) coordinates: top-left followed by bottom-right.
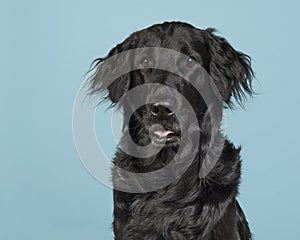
(205, 28), (254, 107)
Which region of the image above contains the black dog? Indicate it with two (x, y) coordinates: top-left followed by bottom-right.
(89, 22), (253, 240)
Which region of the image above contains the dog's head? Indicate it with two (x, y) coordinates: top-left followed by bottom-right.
(88, 22), (254, 149)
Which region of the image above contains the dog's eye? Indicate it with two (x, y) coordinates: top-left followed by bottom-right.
(184, 58), (196, 69)
(140, 58), (151, 69)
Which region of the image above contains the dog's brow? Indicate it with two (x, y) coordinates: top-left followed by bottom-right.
(139, 35), (162, 46)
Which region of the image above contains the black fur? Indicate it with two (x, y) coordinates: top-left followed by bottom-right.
(89, 22), (253, 240)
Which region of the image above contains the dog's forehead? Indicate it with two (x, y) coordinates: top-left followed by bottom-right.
(135, 23), (197, 49)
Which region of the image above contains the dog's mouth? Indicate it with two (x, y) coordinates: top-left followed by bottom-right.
(150, 127), (181, 146)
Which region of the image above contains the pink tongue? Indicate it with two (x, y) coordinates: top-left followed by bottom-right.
(154, 130), (174, 137)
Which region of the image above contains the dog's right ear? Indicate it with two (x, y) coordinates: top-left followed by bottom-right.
(87, 34), (138, 105)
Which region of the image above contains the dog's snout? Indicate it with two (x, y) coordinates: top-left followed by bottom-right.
(149, 103), (174, 118)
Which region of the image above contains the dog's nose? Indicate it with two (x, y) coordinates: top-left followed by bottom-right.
(150, 103), (174, 118)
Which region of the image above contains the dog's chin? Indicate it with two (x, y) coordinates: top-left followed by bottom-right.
(151, 135), (181, 147)
(150, 129), (181, 147)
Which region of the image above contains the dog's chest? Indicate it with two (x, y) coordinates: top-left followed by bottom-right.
(121, 193), (202, 239)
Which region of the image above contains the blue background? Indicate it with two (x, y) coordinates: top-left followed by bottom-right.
(1, 0), (300, 239)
